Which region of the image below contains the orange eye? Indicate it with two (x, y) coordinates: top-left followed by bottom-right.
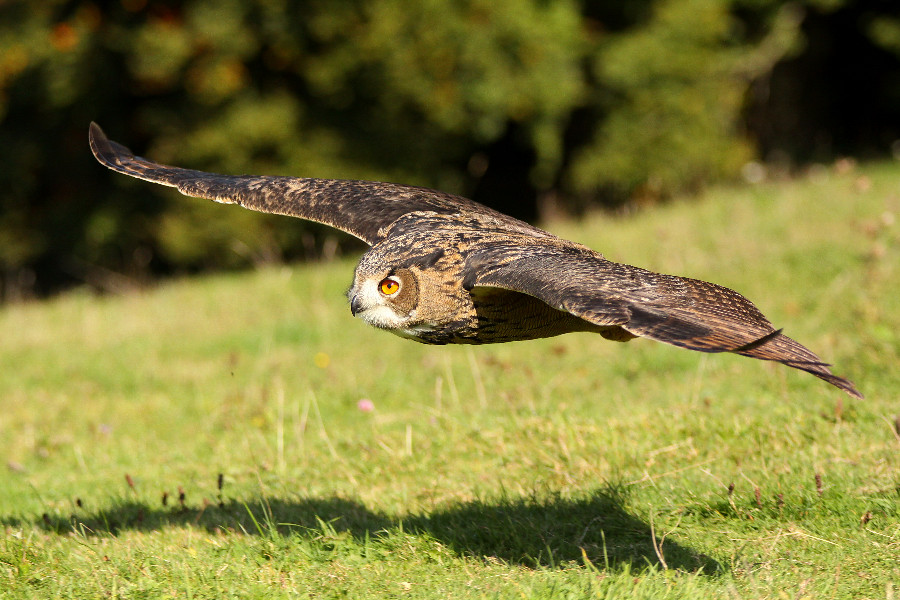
(379, 278), (400, 295)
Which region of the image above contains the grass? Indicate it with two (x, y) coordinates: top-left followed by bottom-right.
(1, 161), (898, 598)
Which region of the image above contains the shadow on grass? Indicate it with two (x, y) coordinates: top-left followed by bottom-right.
(2, 486), (720, 574)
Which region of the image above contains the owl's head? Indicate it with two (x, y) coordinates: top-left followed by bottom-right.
(347, 264), (421, 331)
(347, 244), (467, 341)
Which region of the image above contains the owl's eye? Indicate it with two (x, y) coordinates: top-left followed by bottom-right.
(379, 277), (400, 296)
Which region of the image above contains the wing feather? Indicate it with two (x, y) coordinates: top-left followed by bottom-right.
(89, 122), (534, 245)
(464, 244), (863, 399)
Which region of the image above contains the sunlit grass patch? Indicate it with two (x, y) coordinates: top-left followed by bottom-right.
(2, 161), (898, 598)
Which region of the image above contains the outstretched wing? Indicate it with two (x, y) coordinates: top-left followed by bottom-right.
(464, 244), (863, 399)
(89, 122), (535, 245)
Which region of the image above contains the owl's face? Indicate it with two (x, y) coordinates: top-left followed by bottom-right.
(347, 239), (475, 343)
(347, 265), (423, 333)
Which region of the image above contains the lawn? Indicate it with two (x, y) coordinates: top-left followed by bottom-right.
(1, 161), (898, 598)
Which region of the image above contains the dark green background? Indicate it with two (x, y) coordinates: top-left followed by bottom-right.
(3, 0), (899, 298)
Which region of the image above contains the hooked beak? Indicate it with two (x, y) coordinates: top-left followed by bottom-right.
(350, 294), (364, 316)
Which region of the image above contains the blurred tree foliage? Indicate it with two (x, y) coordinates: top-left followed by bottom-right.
(1, 0), (898, 298)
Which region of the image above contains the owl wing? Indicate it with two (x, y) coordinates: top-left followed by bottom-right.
(89, 123), (536, 245)
(464, 244), (863, 399)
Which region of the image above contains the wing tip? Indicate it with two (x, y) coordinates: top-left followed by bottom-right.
(89, 121), (134, 168)
(88, 121), (110, 161)
(820, 375), (864, 400)
(738, 330), (864, 400)
(807, 369), (864, 400)
(843, 383), (865, 400)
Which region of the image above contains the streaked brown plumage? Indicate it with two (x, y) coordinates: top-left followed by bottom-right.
(89, 122), (862, 399)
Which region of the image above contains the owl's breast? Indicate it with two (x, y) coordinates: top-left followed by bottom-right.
(465, 286), (603, 343)
(389, 314), (480, 345)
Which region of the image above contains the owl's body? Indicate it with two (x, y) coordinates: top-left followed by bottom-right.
(89, 123), (863, 399)
(349, 212), (608, 345)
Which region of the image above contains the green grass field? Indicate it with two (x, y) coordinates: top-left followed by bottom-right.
(2, 162), (898, 599)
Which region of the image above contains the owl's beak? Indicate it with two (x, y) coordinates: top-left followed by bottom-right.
(350, 294), (364, 316)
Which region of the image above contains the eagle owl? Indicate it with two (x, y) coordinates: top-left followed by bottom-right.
(89, 123), (862, 399)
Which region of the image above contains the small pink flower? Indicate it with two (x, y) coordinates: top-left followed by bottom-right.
(357, 398), (375, 412)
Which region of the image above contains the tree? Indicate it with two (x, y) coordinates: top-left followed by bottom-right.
(2, 0), (895, 299)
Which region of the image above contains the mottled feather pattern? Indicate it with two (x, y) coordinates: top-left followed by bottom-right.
(89, 123), (862, 399)
(90, 123), (542, 245)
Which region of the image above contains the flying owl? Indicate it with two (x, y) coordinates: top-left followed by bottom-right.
(89, 123), (862, 399)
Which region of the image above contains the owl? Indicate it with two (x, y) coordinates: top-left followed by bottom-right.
(89, 123), (862, 399)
